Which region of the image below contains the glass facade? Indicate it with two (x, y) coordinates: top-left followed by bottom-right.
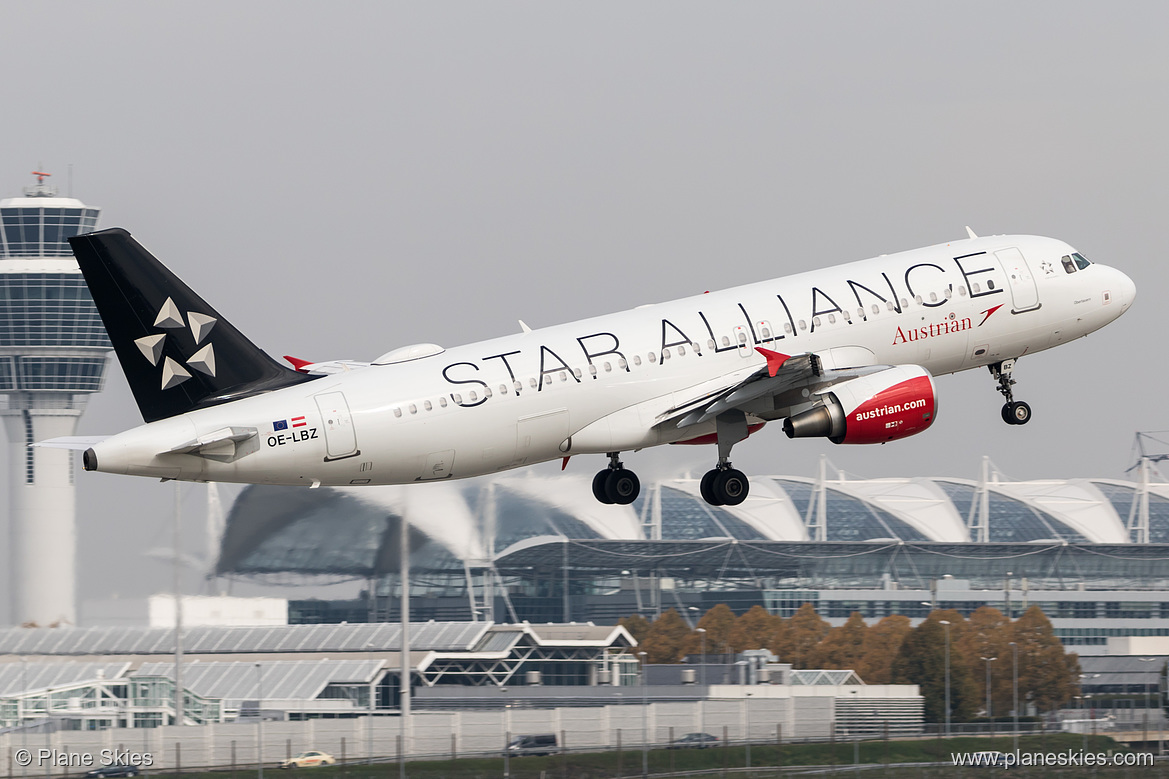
(14, 356), (106, 392)
(936, 481), (1089, 543)
(0, 207), (99, 258)
(1093, 481), (1169, 543)
(633, 486), (767, 541)
(775, 480), (929, 542)
(0, 274), (109, 348)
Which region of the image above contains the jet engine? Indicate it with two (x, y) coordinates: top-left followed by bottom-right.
(783, 365), (937, 445)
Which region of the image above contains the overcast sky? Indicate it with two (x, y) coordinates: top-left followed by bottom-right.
(2, 3), (1167, 624)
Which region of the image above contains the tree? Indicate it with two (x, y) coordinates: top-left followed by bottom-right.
(619, 613), (651, 644)
(811, 612), (868, 670)
(1013, 606), (1080, 712)
(892, 616), (978, 724)
(683, 604), (738, 657)
(958, 606), (1012, 716)
(728, 605), (784, 653)
(639, 609), (692, 664)
(775, 603), (830, 668)
(855, 614), (912, 684)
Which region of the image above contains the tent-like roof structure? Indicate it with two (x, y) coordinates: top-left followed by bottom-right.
(216, 470), (1169, 581)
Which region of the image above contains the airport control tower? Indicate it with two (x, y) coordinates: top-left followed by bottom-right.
(0, 172), (110, 626)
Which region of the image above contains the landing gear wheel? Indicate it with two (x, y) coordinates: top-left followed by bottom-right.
(592, 470), (614, 504)
(605, 468), (641, 505)
(714, 468), (750, 506)
(1001, 403), (1015, 425)
(1006, 401), (1031, 426)
(700, 469), (723, 506)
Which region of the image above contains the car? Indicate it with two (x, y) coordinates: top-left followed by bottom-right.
(279, 751), (336, 769)
(84, 766), (140, 778)
(505, 734), (558, 757)
(670, 732), (720, 749)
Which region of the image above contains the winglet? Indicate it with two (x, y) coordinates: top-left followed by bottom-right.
(284, 355), (313, 373)
(755, 347), (791, 377)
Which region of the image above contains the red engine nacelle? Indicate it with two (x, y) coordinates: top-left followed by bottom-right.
(783, 365), (937, 445)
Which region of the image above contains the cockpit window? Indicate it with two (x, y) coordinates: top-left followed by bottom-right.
(1072, 252), (1091, 270)
(1061, 255), (1077, 274)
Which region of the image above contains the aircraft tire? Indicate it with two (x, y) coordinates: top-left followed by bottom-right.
(1009, 401), (1032, 425)
(700, 469), (723, 506)
(1001, 404), (1016, 425)
(592, 470), (615, 504)
(714, 469), (750, 506)
(605, 468), (641, 505)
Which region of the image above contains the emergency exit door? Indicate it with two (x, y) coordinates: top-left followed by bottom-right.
(315, 391), (360, 460)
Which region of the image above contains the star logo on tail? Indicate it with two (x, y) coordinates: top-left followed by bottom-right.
(133, 297), (219, 389)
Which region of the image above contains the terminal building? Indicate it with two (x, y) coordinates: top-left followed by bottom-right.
(215, 463), (1169, 651)
(0, 173), (110, 627)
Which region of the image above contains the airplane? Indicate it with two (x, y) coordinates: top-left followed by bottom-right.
(45, 228), (1134, 507)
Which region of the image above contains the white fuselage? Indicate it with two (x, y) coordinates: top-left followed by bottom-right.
(88, 235), (1135, 486)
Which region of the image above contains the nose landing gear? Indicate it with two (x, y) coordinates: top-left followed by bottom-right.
(592, 452), (641, 505)
(991, 359), (1032, 425)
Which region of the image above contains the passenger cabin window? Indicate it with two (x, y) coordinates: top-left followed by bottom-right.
(1073, 252), (1091, 270)
(648, 352), (657, 363)
(721, 336), (731, 347)
(633, 355), (642, 366)
(424, 400), (432, 411)
(439, 397), (448, 407)
(1062, 255), (1077, 274)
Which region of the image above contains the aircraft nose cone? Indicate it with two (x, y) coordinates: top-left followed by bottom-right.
(1116, 268), (1136, 311)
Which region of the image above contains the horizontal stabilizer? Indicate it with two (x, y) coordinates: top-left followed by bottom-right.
(166, 426), (259, 462)
(34, 436), (109, 450)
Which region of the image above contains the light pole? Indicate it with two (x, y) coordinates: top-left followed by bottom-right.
(981, 656), (997, 737)
(695, 627), (707, 738)
(639, 651), (649, 779)
(939, 620), (951, 738)
(20, 657), (27, 779)
(1009, 642), (1019, 754)
(500, 687), (510, 779)
(256, 663), (264, 779)
(744, 691), (753, 769)
(1139, 657), (1157, 744)
(696, 628), (707, 684)
(687, 605), (700, 629)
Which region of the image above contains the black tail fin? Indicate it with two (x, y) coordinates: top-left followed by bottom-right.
(69, 228), (315, 423)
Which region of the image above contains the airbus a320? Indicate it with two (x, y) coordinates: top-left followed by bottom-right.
(46, 228), (1134, 507)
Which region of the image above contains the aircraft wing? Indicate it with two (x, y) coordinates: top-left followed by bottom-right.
(660, 347), (888, 431)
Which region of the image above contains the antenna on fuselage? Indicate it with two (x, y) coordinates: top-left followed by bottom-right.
(965, 226), (979, 239)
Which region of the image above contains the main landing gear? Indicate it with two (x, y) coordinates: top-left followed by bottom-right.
(990, 359), (1032, 425)
(700, 464), (749, 506)
(592, 453), (641, 505)
(700, 409), (752, 506)
(591, 412), (755, 507)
